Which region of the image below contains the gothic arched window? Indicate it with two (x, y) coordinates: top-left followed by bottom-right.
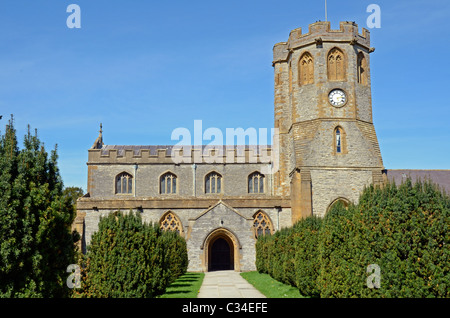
(205, 172), (222, 194)
(336, 128), (342, 153)
(116, 172), (132, 194)
(299, 52), (314, 85)
(328, 47), (345, 81)
(334, 126), (346, 154)
(357, 52), (368, 85)
(248, 172), (265, 194)
(160, 172), (177, 194)
(160, 211), (183, 235)
(253, 211), (273, 238)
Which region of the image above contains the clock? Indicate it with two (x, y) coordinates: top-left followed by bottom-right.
(328, 89), (347, 107)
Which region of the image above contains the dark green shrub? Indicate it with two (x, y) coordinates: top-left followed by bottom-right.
(293, 216), (323, 297)
(75, 211), (188, 298)
(255, 178), (449, 298)
(317, 180), (449, 298)
(354, 180), (449, 297)
(316, 200), (364, 297)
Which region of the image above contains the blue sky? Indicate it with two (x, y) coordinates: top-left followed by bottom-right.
(0, 0), (449, 191)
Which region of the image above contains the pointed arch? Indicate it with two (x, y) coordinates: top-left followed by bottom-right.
(252, 210), (273, 238)
(357, 52), (368, 85)
(159, 211), (184, 236)
(333, 126), (347, 155)
(327, 47), (346, 81)
(299, 52), (314, 85)
(205, 171), (222, 194)
(160, 171), (177, 194)
(326, 197), (351, 214)
(202, 227), (241, 272)
(115, 172), (132, 194)
(248, 171), (265, 194)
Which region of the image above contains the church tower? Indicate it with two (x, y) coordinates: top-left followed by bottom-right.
(272, 21), (384, 222)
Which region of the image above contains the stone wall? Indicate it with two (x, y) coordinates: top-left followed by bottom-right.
(310, 169), (373, 217)
(87, 162), (275, 198)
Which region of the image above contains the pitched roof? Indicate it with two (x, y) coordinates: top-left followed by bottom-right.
(385, 169), (450, 195)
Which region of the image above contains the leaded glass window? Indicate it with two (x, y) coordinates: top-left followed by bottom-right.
(253, 211), (273, 238)
(160, 172), (177, 194)
(205, 172), (222, 194)
(248, 172), (265, 194)
(116, 172), (132, 194)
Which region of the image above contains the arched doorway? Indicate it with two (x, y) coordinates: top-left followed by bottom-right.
(209, 237), (234, 271)
(203, 228), (239, 272)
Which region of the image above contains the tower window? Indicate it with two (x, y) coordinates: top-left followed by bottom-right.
(116, 172), (132, 194)
(253, 211), (273, 238)
(248, 172), (265, 194)
(336, 128), (342, 153)
(160, 172), (177, 194)
(205, 172), (222, 194)
(328, 47), (346, 81)
(357, 52), (368, 85)
(299, 52), (314, 85)
(334, 126), (347, 154)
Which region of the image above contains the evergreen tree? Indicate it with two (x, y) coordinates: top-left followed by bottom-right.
(0, 116), (77, 297)
(76, 211), (188, 298)
(293, 216), (323, 297)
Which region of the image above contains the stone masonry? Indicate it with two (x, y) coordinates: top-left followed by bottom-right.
(75, 21), (450, 273)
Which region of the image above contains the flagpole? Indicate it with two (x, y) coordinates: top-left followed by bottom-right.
(325, 0), (328, 22)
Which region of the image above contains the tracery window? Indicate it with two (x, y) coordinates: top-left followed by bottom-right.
(205, 172), (222, 194)
(160, 211), (183, 235)
(328, 47), (345, 81)
(299, 52), (314, 85)
(116, 172), (132, 194)
(160, 172), (177, 194)
(253, 211), (273, 238)
(248, 172), (265, 194)
(357, 52), (368, 85)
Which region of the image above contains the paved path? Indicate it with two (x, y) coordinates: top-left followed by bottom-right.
(197, 270), (266, 298)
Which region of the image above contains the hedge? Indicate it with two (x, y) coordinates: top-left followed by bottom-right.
(256, 179), (449, 298)
(74, 211), (188, 298)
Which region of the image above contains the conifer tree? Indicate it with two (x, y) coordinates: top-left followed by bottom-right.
(76, 211), (188, 298)
(0, 116), (77, 297)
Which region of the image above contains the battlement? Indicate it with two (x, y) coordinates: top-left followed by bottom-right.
(88, 145), (273, 164)
(273, 21), (371, 64)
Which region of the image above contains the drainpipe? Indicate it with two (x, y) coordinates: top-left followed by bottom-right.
(134, 163), (138, 197)
(192, 163), (197, 197)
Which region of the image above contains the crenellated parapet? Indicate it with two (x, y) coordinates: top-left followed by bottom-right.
(88, 145), (273, 165)
(273, 21), (373, 65)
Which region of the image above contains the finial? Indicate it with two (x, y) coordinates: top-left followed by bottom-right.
(91, 122), (104, 149)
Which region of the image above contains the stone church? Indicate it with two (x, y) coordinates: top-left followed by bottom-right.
(75, 21), (450, 272)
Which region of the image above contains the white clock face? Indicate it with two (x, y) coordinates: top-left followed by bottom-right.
(328, 89), (347, 107)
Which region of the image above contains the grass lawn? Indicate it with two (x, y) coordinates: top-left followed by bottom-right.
(158, 272), (205, 298)
(240, 271), (305, 298)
